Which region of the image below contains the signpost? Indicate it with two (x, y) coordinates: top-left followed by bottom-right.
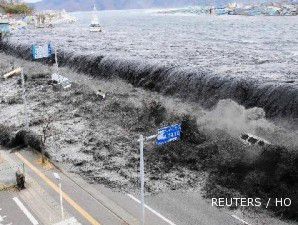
(32, 42), (71, 89)
(32, 43), (53, 60)
(156, 124), (182, 146)
(0, 22), (10, 40)
(138, 124), (181, 225)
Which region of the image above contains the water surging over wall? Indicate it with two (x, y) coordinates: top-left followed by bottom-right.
(1, 42), (297, 125)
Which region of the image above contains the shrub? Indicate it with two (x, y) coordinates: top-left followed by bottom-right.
(181, 115), (206, 144)
(2, 3), (33, 15)
(138, 100), (167, 127)
(0, 125), (13, 146)
(12, 130), (43, 152)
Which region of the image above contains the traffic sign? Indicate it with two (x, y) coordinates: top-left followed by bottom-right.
(138, 123), (181, 224)
(156, 124), (181, 145)
(32, 43), (53, 60)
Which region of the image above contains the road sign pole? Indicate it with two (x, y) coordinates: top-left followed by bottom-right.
(136, 124), (180, 225)
(54, 47), (62, 82)
(59, 182), (64, 220)
(139, 135), (145, 225)
(54, 48), (59, 73)
(54, 48), (58, 69)
(21, 68), (29, 130)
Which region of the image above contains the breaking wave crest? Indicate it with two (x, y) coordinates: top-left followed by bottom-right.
(1, 41), (297, 126)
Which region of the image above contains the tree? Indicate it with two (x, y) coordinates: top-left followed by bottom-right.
(41, 116), (53, 164)
(1, 3), (34, 15)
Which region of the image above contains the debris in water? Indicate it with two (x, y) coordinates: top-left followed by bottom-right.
(3, 67), (22, 79)
(51, 73), (71, 89)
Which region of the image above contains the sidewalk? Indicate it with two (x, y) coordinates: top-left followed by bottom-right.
(0, 149), (22, 188)
(1, 149), (72, 225)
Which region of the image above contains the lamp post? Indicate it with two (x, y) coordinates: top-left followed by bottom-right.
(53, 172), (64, 220)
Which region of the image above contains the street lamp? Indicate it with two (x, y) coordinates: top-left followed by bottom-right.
(53, 172), (64, 220)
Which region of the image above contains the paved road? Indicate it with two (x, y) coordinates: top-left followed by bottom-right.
(2, 148), (247, 225)
(1, 148), (277, 225)
(0, 191), (35, 225)
(1, 149), (136, 225)
(0, 148), (249, 225)
(94, 186), (244, 225)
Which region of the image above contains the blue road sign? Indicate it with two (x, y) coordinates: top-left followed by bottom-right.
(156, 124), (181, 146)
(32, 43), (53, 60)
(0, 23), (10, 34)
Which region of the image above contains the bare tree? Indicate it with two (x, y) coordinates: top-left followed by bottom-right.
(41, 116), (53, 164)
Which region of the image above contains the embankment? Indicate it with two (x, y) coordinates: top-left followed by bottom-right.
(1, 41), (297, 127)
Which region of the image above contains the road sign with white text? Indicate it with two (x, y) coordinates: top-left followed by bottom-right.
(156, 124), (181, 145)
(32, 43), (53, 60)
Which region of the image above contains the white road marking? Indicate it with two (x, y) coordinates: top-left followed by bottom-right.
(53, 217), (82, 225)
(12, 197), (39, 225)
(127, 194), (177, 225)
(231, 215), (251, 225)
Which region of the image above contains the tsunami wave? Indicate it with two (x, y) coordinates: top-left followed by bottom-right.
(1, 41), (297, 125)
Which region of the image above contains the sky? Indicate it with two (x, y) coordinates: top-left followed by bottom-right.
(23, 0), (41, 2)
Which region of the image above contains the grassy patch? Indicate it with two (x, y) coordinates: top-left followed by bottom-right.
(1, 3), (33, 15)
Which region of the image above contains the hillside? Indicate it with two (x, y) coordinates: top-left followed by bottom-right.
(0, 3), (33, 14)
(33, 0), (201, 11)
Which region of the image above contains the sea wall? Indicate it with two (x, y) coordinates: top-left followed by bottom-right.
(1, 41), (297, 124)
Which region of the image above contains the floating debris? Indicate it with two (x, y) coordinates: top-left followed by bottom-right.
(95, 89), (106, 100)
(2, 67), (21, 79)
(51, 73), (71, 89)
(241, 133), (270, 147)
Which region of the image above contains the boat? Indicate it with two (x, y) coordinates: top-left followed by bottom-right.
(89, 5), (102, 32)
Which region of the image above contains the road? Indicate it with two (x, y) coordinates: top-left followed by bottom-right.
(91, 184), (244, 225)
(0, 191), (36, 225)
(1, 148), (136, 225)
(0, 148), (256, 225)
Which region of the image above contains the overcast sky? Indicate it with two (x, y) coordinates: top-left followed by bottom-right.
(23, 0), (41, 2)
